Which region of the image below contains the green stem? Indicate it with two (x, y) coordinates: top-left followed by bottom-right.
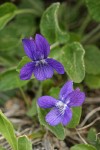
(73, 0), (83, 14)
(79, 15), (90, 34)
(82, 24), (100, 43)
(19, 87), (29, 108)
(68, 0), (83, 20)
(15, 9), (41, 17)
(28, 130), (44, 139)
(87, 32), (100, 43)
(50, 42), (60, 50)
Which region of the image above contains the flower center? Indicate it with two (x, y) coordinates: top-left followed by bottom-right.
(56, 101), (67, 115)
(35, 59), (47, 66)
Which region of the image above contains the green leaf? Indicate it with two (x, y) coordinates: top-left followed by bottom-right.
(0, 22), (21, 51)
(27, 84), (42, 117)
(48, 87), (60, 99)
(37, 106), (65, 140)
(27, 99), (37, 117)
(85, 45), (100, 75)
(29, 130), (44, 139)
(0, 14), (36, 52)
(0, 28), (20, 51)
(19, 0), (44, 14)
(85, 74), (100, 89)
(71, 144), (96, 150)
(0, 68), (29, 91)
(87, 128), (100, 150)
(67, 107), (82, 128)
(0, 52), (18, 67)
(60, 42), (85, 83)
(0, 147), (6, 150)
(85, 0), (100, 21)
(69, 32), (81, 43)
(18, 135), (32, 150)
(13, 14), (37, 37)
(40, 3), (69, 44)
(42, 79), (54, 94)
(87, 128), (96, 144)
(0, 3), (17, 30)
(49, 46), (61, 61)
(16, 56), (31, 72)
(0, 110), (17, 150)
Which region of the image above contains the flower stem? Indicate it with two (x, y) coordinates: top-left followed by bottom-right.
(15, 9), (41, 17)
(50, 42), (60, 50)
(79, 15), (90, 35)
(76, 129), (87, 144)
(82, 24), (100, 44)
(86, 32), (100, 43)
(19, 87), (30, 108)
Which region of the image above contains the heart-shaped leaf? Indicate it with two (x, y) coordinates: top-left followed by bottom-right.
(40, 3), (69, 44)
(60, 42), (85, 83)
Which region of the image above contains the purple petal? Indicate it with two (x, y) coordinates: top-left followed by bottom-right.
(35, 34), (50, 58)
(75, 88), (80, 91)
(46, 58), (65, 74)
(38, 96), (57, 108)
(59, 81), (73, 101)
(22, 38), (37, 61)
(46, 108), (62, 126)
(33, 64), (54, 81)
(20, 62), (34, 80)
(67, 89), (85, 107)
(61, 107), (72, 126)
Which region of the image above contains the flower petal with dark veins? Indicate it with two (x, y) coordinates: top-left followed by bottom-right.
(22, 38), (37, 60)
(35, 34), (50, 58)
(33, 63), (54, 81)
(59, 80), (73, 101)
(20, 62), (35, 80)
(38, 96), (57, 108)
(46, 108), (62, 126)
(67, 89), (85, 107)
(46, 58), (65, 74)
(61, 106), (72, 126)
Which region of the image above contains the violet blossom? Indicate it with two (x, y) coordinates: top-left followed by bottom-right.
(20, 34), (64, 81)
(38, 80), (85, 126)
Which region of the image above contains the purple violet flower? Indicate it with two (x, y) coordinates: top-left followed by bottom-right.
(38, 80), (85, 126)
(20, 34), (65, 81)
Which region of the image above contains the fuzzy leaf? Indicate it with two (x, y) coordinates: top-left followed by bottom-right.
(60, 42), (85, 83)
(85, 0), (100, 21)
(37, 106), (65, 140)
(67, 107), (82, 128)
(40, 3), (69, 44)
